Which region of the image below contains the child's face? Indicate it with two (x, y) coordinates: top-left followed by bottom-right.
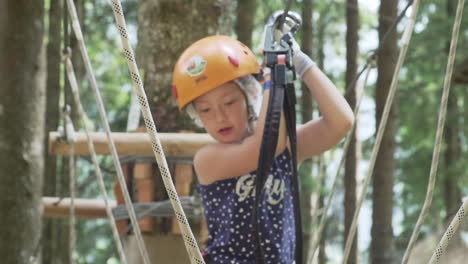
(193, 82), (249, 143)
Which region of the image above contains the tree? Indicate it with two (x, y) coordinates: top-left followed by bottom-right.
(235, 0), (257, 47)
(299, 0), (316, 262)
(371, 0), (398, 263)
(344, 0), (359, 263)
(42, 0), (62, 263)
(137, 0), (235, 132)
(0, 0), (45, 263)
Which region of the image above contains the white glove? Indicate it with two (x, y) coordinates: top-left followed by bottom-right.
(289, 36), (316, 78)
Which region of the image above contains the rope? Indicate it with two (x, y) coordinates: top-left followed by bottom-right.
(62, 53), (129, 264)
(428, 197), (468, 263)
(401, 0), (465, 262)
(112, 197), (202, 220)
(307, 60), (373, 263)
(64, 1), (151, 263)
(64, 107), (76, 264)
(305, 155), (325, 263)
(342, 1), (422, 262)
(342, 1), (421, 262)
(109, 1), (204, 263)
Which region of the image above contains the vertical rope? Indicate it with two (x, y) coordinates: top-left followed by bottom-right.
(307, 61), (372, 263)
(428, 197), (468, 263)
(64, 1), (151, 263)
(109, 1), (204, 263)
(63, 54), (129, 264)
(342, 1), (421, 263)
(401, 0), (464, 262)
(64, 109), (76, 264)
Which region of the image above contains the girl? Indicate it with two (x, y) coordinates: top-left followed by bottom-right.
(172, 35), (353, 264)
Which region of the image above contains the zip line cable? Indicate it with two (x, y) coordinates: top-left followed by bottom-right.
(65, 0), (151, 263)
(401, 0), (465, 262)
(62, 53), (129, 264)
(108, 0), (205, 263)
(342, 1), (421, 263)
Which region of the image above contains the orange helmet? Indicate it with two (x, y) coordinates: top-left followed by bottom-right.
(172, 35), (260, 110)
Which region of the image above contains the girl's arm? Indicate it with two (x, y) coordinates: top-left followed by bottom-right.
(296, 63), (354, 162)
(195, 83), (287, 185)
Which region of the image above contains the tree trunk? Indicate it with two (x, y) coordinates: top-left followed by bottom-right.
(137, 0), (235, 132)
(0, 1), (45, 263)
(316, 8), (327, 263)
(344, 0), (359, 263)
(300, 1), (315, 262)
(371, 0), (398, 263)
(42, 0), (62, 263)
(318, 167), (327, 264)
(235, 0), (257, 48)
(443, 0), (462, 228)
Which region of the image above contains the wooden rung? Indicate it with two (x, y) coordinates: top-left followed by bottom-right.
(42, 197), (116, 219)
(49, 132), (214, 157)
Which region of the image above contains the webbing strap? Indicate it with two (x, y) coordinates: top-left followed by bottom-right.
(254, 72), (285, 264)
(283, 81), (302, 264)
(254, 60), (302, 263)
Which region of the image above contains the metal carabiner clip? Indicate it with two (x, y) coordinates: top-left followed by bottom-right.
(263, 10), (302, 53)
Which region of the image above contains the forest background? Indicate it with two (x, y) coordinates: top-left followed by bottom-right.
(0, 0), (467, 264)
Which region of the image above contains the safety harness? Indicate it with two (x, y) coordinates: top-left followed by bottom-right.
(253, 10), (303, 264)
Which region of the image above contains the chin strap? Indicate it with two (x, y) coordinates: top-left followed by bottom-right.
(253, 10), (303, 264)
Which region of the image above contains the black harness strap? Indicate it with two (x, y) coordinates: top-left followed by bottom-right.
(253, 23), (303, 263)
(284, 79), (302, 264)
(253, 62), (286, 264)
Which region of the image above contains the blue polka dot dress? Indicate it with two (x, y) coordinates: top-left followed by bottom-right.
(197, 149), (296, 264)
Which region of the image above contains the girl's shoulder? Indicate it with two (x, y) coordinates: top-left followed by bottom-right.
(193, 143), (230, 185)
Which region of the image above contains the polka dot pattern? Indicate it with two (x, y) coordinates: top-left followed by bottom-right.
(198, 149), (296, 263)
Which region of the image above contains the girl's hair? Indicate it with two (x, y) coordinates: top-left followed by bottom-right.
(185, 74), (261, 129)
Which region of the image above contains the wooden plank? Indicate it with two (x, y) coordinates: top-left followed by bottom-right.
(172, 164), (194, 234)
(115, 163), (131, 233)
(42, 197), (116, 219)
(137, 178), (155, 232)
(49, 132), (214, 157)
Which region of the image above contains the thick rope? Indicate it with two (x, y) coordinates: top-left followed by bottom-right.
(428, 197), (468, 263)
(307, 60), (372, 263)
(63, 54), (128, 264)
(64, 1), (151, 263)
(342, 2), (421, 263)
(109, 1), (204, 263)
(401, 0), (464, 262)
(305, 155), (324, 263)
(64, 109), (76, 264)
